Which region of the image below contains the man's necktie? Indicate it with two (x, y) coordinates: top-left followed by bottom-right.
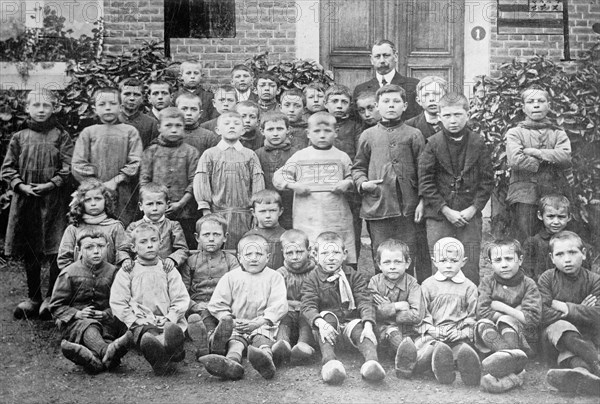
(381, 78), (388, 86)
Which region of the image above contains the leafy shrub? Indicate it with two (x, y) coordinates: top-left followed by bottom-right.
(470, 44), (600, 251)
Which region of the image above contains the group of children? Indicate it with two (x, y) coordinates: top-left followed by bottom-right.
(2, 60), (599, 396)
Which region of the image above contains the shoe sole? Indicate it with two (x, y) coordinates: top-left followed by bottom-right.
(61, 340), (104, 373)
(103, 332), (132, 369)
(187, 316), (210, 358)
(321, 360), (346, 384)
(482, 349), (527, 379)
(200, 354), (245, 380)
(291, 342), (315, 364)
(457, 345), (481, 386)
(432, 343), (455, 384)
(211, 317), (234, 356)
(395, 339), (417, 379)
(248, 346), (276, 379)
(272, 340), (291, 367)
(547, 368), (600, 396)
(361, 360), (386, 382)
(140, 334), (169, 374)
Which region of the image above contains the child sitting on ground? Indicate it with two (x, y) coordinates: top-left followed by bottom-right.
(506, 85), (573, 242)
(476, 238), (541, 393)
(538, 231), (600, 396)
(182, 214), (240, 359)
(201, 85), (239, 133)
(301, 231), (385, 384)
(176, 93), (220, 157)
(2, 89), (74, 319)
(244, 189), (286, 270)
(194, 111), (265, 251)
(120, 183), (189, 272)
(254, 111), (295, 229)
(50, 231), (131, 373)
(140, 107), (200, 246)
(110, 223), (191, 375)
(274, 112), (356, 266)
(72, 87), (143, 227)
(172, 61), (215, 124)
(368, 239), (424, 378)
(412, 237), (481, 386)
(275, 229), (317, 363)
(200, 234), (288, 380)
(58, 179), (128, 271)
(235, 100), (264, 151)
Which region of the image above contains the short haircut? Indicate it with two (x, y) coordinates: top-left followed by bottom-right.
(231, 64), (253, 75)
(416, 76), (449, 94)
(324, 84), (352, 103)
(521, 85), (550, 102)
(119, 78), (144, 91)
(303, 82), (326, 94)
(372, 39), (397, 53)
(432, 237), (464, 260)
(549, 230), (584, 253)
(235, 100), (260, 114)
(376, 84), (406, 102)
(376, 239), (411, 263)
(180, 61), (201, 72)
(92, 87), (120, 104)
(158, 106), (185, 123)
(175, 92), (202, 108)
(355, 91), (377, 103)
(27, 89), (58, 106)
(130, 222), (161, 244)
(217, 111), (242, 126)
(251, 189), (282, 208)
(260, 111), (289, 129)
(139, 182), (169, 203)
(307, 111), (336, 128)
(438, 93), (469, 112)
(538, 194), (571, 215)
(280, 88), (306, 106)
(149, 81), (172, 93)
(486, 238), (523, 259)
(195, 213), (228, 234)
(280, 229), (310, 249)
(76, 230), (109, 248)
(214, 84), (238, 96)
(315, 231), (345, 250)
(255, 72), (280, 86)
(237, 233), (269, 253)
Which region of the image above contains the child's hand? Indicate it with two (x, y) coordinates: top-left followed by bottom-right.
(17, 184), (38, 197)
(442, 207), (468, 227)
(377, 303), (396, 318)
(289, 183), (312, 196)
(361, 179), (383, 193)
(163, 258), (177, 272)
(315, 318), (338, 345)
(394, 301), (410, 311)
(31, 182), (56, 195)
(551, 299), (569, 316)
(459, 206), (477, 222)
(166, 201), (183, 216)
(76, 306), (103, 320)
(360, 321), (377, 345)
(446, 328), (461, 342)
(372, 293), (391, 305)
(200, 208), (211, 217)
(581, 294), (597, 307)
(156, 317), (168, 327)
(523, 148), (541, 159)
(103, 180), (118, 192)
(414, 199), (424, 223)
(331, 181), (351, 195)
(235, 318), (264, 334)
(120, 259), (134, 272)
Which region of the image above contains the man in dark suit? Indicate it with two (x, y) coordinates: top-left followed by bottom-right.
(352, 39), (421, 120)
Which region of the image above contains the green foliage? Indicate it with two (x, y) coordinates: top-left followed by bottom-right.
(245, 51), (334, 92)
(470, 46), (600, 230)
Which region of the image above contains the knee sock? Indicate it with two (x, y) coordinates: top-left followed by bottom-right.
(350, 323), (378, 362)
(298, 318), (314, 345)
(24, 253), (42, 302)
(252, 335), (273, 351)
(559, 332), (598, 368)
(226, 340), (245, 364)
(82, 325), (109, 358)
(477, 322), (510, 352)
(317, 314), (339, 364)
(388, 331), (404, 352)
(277, 323), (291, 343)
(567, 356), (591, 371)
(46, 254), (59, 298)
(414, 343), (434, 374)
(499, 326), (520, 349)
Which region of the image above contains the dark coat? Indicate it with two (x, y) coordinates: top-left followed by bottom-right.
(405, 112), (440, 141)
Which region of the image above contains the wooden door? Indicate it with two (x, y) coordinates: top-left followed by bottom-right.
(320, 0), (464, 93)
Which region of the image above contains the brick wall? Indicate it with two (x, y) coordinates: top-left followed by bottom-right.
(102, 0), (298, 87)
(489, 0), (600, 76)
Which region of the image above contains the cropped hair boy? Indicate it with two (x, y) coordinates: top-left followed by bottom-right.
(147, 80), (172, 121)
(254, 72), (280, 113)
(172, 61), (215, 124)
(235, 100), (264, 151)
(405, 76), (448, 141)
(200, 84), (239, 133)
(119, 77), (159, 149)
(175, 93), (221, 157)
(231, 64), (258, 102)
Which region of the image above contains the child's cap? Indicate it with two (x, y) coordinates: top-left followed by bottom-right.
(375, 239), (410, 263)
(195, 213), (228, 234)
(432, 237), (464, 260)
(538, 194), (570, 215)
(251, 189), (282, 208)
(280, 229), (310, 249)
(260, 111), (289, 130)
(486, 238), (523, 260)
(416, 76), (448, 94)
(139, 182), (169, 203)
(375, 84), (406, 102)
(324, 84), (352, 103)
(549, 230), (584, 253)
(76, 229), (109, 248)
(158, 106), (185, 123)
(175, 92), (202, 108)
(314, 231), (345, 250)
(438, 93), (469, 112)
(307, 111), (336, 128)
